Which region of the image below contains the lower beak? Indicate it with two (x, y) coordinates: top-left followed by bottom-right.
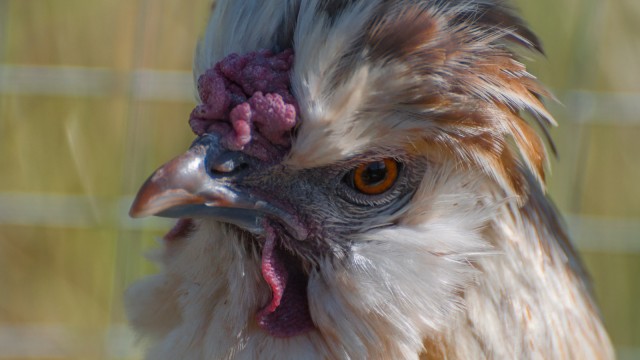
(129, 145), (265, 235)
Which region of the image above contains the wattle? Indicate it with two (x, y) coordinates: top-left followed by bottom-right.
(256, 224), (314, 337)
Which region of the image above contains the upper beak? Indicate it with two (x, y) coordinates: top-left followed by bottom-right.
(129, 146), (212, 218)
(129, 142), (266, 235)
(129, 136), (306, 239)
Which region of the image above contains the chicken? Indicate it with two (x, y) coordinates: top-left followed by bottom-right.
(126, 1), (614, 359)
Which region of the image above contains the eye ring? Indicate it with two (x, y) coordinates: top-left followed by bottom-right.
(351, 158), (399, 195)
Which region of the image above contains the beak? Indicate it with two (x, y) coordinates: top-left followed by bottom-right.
(129, 142), (266, 235)
(129, 136), (306, 239)
(129, 146), (209, 218)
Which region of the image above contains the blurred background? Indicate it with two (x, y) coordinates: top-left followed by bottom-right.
(0, 0), (638, 359)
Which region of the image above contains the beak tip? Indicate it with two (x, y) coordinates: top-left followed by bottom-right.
(128, 204), (147, 218)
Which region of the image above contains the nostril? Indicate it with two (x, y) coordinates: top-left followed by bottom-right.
(205, 148), (252, 177)
(210, 159), (250, 176)
(234, 162), (250, 173)
(211, 159), (236, 174)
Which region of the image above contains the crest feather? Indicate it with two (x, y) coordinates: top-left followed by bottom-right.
(288, 1), (556, 198)
(196, 0), (557, 197)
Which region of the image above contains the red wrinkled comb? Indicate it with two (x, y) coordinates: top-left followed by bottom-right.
(189, 49), (298, 160)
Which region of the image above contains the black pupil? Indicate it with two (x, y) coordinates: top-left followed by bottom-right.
(362, 161), (388, 185)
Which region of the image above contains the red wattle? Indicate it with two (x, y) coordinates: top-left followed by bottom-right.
(255, 223), (314, 338)
(258, 226), (287, 317)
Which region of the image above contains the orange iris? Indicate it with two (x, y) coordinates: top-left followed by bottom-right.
(353, 158), (399, 195)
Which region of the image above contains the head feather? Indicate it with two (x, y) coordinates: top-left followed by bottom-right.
(277, 0), (555, 200)
(195, 2), (555, 194)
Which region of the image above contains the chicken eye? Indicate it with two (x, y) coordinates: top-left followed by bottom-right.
(349, 158), (399, 195)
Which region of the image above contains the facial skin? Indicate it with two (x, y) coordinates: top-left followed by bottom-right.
(236, 154), (425, 260)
